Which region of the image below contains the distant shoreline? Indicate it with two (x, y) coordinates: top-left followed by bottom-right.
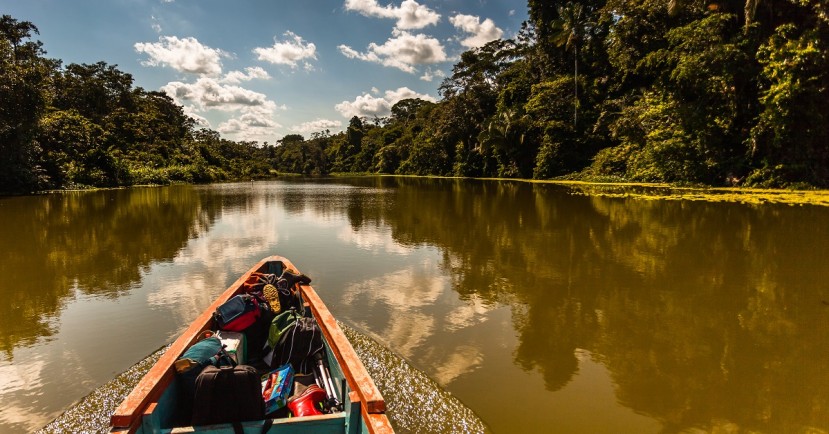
(6, 175), (829, 207)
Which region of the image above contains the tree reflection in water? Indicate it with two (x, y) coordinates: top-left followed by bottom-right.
(333, 177), (829, 432)
(0, 186), (222, 358)
(1, 178), (826, 433)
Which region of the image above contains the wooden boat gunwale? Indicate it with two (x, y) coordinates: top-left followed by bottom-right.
(109, 255), (392, 433)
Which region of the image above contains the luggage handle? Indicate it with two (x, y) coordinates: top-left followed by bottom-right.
(196, 330), (237, 368)
(218, 344), (238, 368)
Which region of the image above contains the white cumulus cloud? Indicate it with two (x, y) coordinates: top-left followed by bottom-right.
(419, 67), (445, 82)
(344, 0), (440, 29)
(338, 29), (446, 73)
(161, 77), (277, 112)
(335, 87), (436, 118)
(291, 119), (344, 134)
(182, 105), (210, 127)
(217, 111), (283, 143)
(221, 66), (271, 84)
(254, 31), (317, 70)
(135, 36), (225, 76)
(450, 14), (504, 48)
(218, 113), (279, 133)
(161, 77), (281, 142)
(138, 35), (285, 142)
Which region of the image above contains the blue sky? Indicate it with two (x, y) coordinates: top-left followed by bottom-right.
(5, 0), (528, 143)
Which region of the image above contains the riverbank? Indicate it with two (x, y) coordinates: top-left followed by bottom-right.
(366, 174), (829, 207)
(8, 174), (829, 207)
(546, 180), (829, 207)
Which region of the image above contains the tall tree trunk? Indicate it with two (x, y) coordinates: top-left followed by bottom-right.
(745, 0), (760, 29)
(574, 41), (578, 127)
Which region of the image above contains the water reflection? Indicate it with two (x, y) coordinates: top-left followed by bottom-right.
(330, 178), (829, 433)
(1, 178), (826, 433)
(0, 180), (412, 432)
(0, 187), (218, 359)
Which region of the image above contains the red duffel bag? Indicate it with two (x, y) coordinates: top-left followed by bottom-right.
(213, 294), (260, 332)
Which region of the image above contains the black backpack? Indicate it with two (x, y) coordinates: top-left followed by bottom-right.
(241, 302), (276, 363)
(272, 316), (324, 374)
(175, 335), (235, 421)
(191, 365), (265, 426)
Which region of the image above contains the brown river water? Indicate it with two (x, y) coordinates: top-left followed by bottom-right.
(0, 177), (827, 433)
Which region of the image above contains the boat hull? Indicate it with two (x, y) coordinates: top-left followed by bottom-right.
(109, 256), (393, 434)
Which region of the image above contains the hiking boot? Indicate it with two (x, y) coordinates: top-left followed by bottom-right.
(280, 270), (312, 288)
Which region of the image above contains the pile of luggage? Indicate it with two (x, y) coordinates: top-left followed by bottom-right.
(173, 270), (343, 427)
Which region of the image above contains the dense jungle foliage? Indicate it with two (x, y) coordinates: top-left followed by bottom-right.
(2, 0), (828, 194)
(0, 15), (274, 194)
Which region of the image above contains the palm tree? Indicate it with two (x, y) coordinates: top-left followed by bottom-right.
(550, 2), (590, 127)
(478, 110), (524, 154)
(477, 110), (531, 177)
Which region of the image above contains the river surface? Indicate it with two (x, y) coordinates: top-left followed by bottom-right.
(0, 178), (827, 433)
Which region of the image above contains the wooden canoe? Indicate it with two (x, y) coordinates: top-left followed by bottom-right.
(109, 255), (394, 434)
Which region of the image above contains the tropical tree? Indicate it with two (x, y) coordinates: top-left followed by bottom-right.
(0, 15), (58, 192)
(390, 98), (432, 124)
(337, 116), (365, 172)
(748, 24), (829, 186)
(550, 2), (593, 127)
(52, 62), (134, 123)
(478, 110), (533, 177)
